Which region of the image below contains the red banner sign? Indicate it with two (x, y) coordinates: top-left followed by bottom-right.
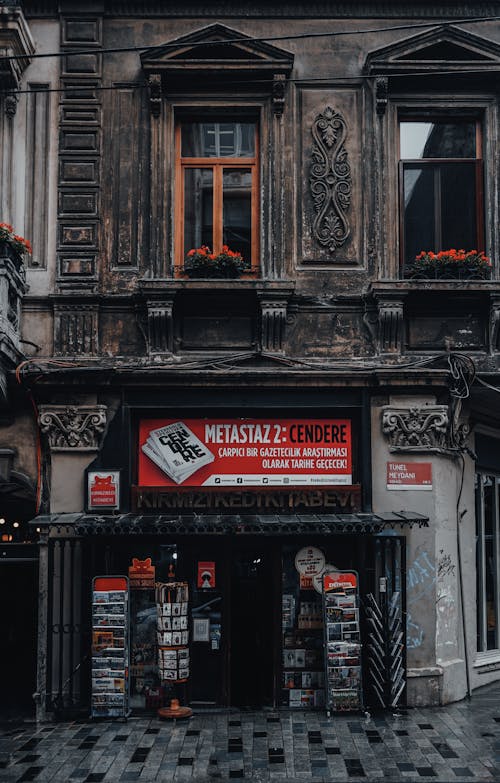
(138, 418), (352, 488)
(386, 461), (432, 490)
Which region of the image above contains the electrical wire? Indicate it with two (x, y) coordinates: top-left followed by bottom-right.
(3, 66), (500, 98)
(475, 376), (500, 394)
(2, 15), (500, 64)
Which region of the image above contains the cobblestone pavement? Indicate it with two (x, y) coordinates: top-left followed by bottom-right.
(1, 685), (500, 782)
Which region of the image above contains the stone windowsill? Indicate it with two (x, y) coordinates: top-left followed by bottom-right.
(474, 650), (500, 672)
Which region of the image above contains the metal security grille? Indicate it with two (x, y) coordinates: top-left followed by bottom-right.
(363, 536), (407, 709)
(46, 538), (92, 719)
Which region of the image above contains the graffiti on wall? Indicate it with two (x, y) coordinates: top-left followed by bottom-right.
(406, 549), (436, 649)
(436, 550), (457, 655)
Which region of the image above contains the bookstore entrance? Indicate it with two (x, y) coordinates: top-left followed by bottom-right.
(229, 541), (279, 707)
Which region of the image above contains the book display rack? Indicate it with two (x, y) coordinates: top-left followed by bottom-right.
(91, 576), (130, 719)
(322, 570), (363, 715)
(282, 592), (325, 709)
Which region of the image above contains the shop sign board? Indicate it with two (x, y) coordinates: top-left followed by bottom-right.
(386, 461), (432, 490)
(87, 470), (120, 510)
(138, 418), (352, 488)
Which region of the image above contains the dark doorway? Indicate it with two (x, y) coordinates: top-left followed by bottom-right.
(229, 544), (276, 707)
(0, 560), (38, 718)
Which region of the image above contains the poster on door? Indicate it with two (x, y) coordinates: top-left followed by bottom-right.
(138, 418), (352, 488)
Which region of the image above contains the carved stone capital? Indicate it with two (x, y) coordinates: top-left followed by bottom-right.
(38, 405), (107, 452)
(382, 405), (449, 452)
(310, 106), (351, 254)
(148, 73), (162, 117)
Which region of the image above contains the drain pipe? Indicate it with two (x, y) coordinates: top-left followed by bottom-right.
(456, 455), (471, 700)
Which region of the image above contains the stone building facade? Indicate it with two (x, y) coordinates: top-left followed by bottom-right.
(2, 0), (500, 720)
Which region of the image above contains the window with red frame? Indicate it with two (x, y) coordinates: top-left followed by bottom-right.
(175, 119), (259, 275)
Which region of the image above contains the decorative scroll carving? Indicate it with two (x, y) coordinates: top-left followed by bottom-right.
(148, 73), (162, 117)
(272, 73), (286, 115)
(39, 405), (107, 452)
(375, 76), (388, 116)
(382, 406), (449, 452)
(310, 106), (351, 253)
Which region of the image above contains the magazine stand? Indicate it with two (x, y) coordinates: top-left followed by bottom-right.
(91, 576), (130, 719)
(155, 579), (192, 719)
(322, 570), (363, 716)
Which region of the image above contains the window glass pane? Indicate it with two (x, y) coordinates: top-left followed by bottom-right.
(223, 169), (252, 263)
(400, 121), (476, 159)
(182, 122), (255, 158)
(440, 162), (477, 250)
(184, 168), (213, 255)
(403, 166), (435, 262)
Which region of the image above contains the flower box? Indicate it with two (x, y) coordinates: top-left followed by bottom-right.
(0, 223), (31, 257)
(182, 245), (250, 279)
(405, 249), (492, 281)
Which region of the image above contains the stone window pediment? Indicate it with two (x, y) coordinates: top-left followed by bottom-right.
(364, 24), (500, 77)
(140, 22), (294, 103)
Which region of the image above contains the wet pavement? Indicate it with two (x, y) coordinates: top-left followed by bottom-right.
(1, 685), (500, 782)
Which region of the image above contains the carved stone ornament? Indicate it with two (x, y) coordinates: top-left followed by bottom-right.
(382, 405), (449, 452)
(375, 76), (388, 116)
(148, 73), (162, 117)
(272, 73), (286, 115)
(310, 106), (352, 253)
(38, 405), (107, 452)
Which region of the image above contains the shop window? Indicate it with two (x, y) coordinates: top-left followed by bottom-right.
(174, 118), (259, 275)
(475, 472), (500, 652)
(399, 117), (484, 269)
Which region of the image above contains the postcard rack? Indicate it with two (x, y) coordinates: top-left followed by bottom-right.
(155, 581), (190, 684)
(322, 570), (363, 716)
(91, 576), (130, 719)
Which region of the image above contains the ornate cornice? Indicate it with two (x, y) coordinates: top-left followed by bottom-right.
(38, 405), (107, 452)
(0, 6), (35, 100)
(382, 405), (449, 452)
(310, 106), (351, 254)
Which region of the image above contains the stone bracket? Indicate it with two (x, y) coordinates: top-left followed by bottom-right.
(376, 296), (405, 355)
(146, 295), (176, 354)
(257, 293), (289, 353)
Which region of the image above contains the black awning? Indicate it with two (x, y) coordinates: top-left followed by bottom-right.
(32, 510), (428, 536)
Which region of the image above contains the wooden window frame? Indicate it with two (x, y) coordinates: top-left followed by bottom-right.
(174, 120), (259, 277)
(398, 116), (484, 271)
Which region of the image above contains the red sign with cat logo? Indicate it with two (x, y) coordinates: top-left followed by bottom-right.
(88, 471), (120, 510)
